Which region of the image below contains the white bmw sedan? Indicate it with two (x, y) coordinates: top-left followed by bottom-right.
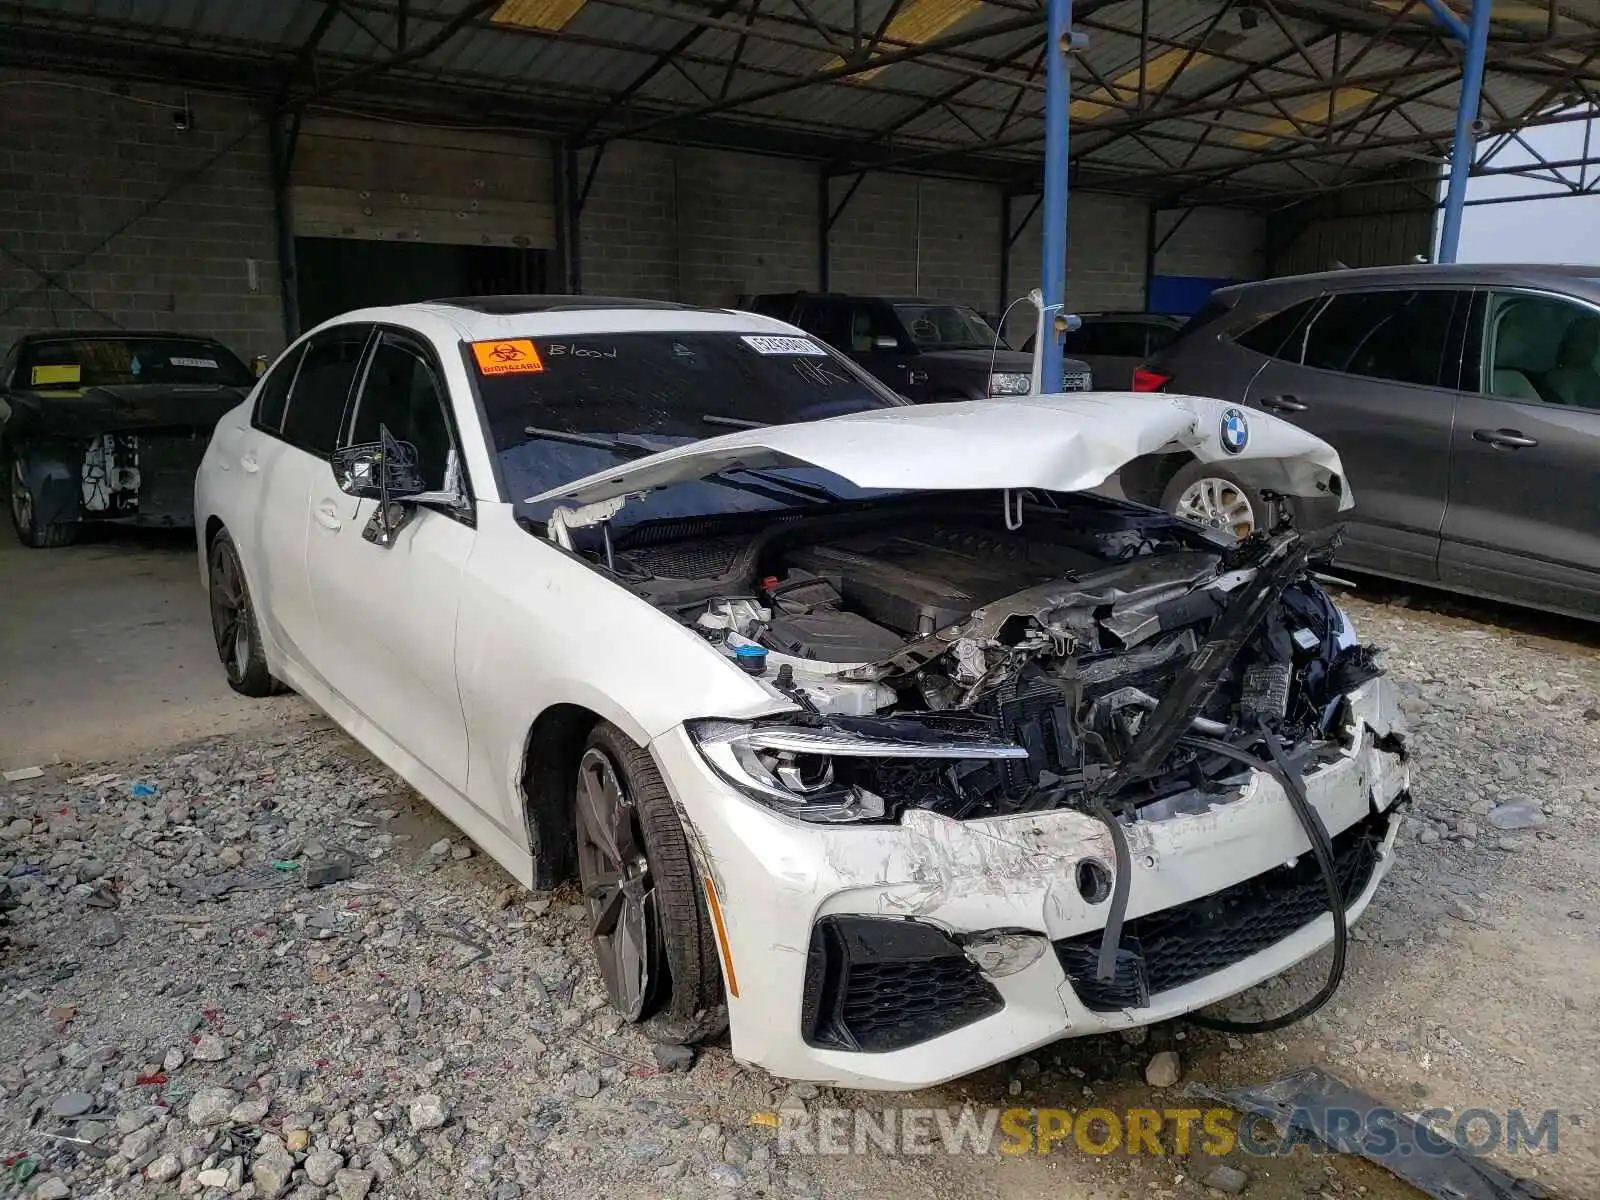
(196, 297), (1408, 1089)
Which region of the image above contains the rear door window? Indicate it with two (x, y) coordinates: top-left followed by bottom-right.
(252, 343), (306, 434)
(279, 325), (371, 458)
(1303, 291), (1455, 387)
(1479, 291), (1600, 409)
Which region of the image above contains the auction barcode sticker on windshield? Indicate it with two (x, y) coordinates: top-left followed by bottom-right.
(169, 356), (218, 369)
(741, 335), (826, 356)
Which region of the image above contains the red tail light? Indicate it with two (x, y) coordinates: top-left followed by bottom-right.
(1132, 366), (1171, 393)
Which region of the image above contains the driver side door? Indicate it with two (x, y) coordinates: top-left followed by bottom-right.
(304, 327), (475, 790)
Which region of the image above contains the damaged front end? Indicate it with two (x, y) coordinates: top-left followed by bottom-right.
(662, 513), (1394, 830)
(579, 488), (1407, 1079)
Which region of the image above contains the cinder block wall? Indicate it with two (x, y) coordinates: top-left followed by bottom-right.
(0, 69), (284, 358)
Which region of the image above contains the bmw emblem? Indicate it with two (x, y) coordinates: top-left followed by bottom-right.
(1220, 407), (1249, 455)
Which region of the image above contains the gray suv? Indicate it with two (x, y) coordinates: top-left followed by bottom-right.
(1125, 263), (1600, 619)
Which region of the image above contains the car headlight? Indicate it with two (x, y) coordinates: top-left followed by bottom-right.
(988, 372), (1031, 397)
(687, 716), (1028, 824)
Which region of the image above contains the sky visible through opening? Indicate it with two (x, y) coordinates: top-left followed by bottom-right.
(1454, 112), (1600, 262)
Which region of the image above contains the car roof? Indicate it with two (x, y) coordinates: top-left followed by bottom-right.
(1216, 262), (1600, 300)
(16, 330), (231, 343)
(426, 295), (695, 315)
(755, 291), (976, 307)
(316, 298), (808, 343)
(1076, 311), (1184, 322)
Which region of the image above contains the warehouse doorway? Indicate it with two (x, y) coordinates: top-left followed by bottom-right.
(294, 238), (549, 328)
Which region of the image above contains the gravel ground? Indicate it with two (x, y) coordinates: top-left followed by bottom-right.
(1, 590), (1597, 1200)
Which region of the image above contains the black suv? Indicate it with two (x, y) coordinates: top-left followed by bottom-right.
(743, 292), (1092, 401)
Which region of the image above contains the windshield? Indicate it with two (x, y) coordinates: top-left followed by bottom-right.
(893, 304), (1004, 352)
(472, 330), (906, 524)
(17, 336), (254, 389)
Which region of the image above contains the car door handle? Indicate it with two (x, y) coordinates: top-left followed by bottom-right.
(1472, 428), (1538, 449)
(906, 369), (928, 385)
(1258, 395), (1308, 414)
(313, 501), (343, 531)
(240, 453), (259, 474)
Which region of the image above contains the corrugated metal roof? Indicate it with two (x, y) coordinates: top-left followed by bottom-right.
(2, 0), (1600, 202)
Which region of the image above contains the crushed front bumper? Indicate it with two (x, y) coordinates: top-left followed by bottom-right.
(653, 677), (1409, 1090)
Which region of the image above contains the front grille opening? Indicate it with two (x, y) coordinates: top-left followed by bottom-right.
(1055, 811), (1389, 1012)
(801, 915), (1003, 1052)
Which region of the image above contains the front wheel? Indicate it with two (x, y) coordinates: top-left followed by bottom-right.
(1161, 461), (1271, 540)
(575, 722), (727, 1044)
(8, 455), (78, 548)
(207, 530), (277, 697)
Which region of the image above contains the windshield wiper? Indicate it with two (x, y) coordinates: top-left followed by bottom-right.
(523, 426), (653, 458)
(701, 415), (767, 430)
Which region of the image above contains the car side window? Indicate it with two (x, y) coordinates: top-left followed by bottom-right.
(1301, 290), (1456, 388)
(1477, 291), (1600, 410)
(797, 300), (851, 351)
(848, 304), (902, 353)
(1233, 298), (1320, 359)
(346, 332), (458, 494)
(279, 326), (371, 457)
(252, 343), (306, 433)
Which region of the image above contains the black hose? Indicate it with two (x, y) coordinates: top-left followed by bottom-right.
(1179, 721), (1349, 1034)
(1089, 798), (1133, 983)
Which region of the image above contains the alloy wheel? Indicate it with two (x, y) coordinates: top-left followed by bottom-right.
(208, 542), (251, 684)
(575, 746), (659, 1021)
(1175, 476), (1257, 538)
(10, 459), (32, 533)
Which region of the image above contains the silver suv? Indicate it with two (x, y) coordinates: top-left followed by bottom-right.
(1120, 263), (1600, 620)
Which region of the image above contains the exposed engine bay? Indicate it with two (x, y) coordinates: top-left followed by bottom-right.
(586, 492), (1388, 822)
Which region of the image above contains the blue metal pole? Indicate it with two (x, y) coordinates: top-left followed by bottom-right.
(1437, 0), (1492, 263)
(1039, 0), (1071, 393)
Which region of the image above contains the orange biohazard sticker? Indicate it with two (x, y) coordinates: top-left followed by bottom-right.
(471, 339), (545, 375)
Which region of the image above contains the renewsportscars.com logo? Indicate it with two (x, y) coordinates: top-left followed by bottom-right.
(760, 1105), (1562, 1159)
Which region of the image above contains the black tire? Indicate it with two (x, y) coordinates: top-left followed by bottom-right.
(576, 722), (727, 1045)
(1160, 460), (1273, 540)
(207, 530), (277, 698)
(8, 453), (79, 549)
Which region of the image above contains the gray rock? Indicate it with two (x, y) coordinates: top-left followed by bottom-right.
(627, 1140), (665, 1162)
(352, 1117), (383, 1146)
(1144, 1050), (1181, 1088)
(1418, 827), (1441, 846)
(231, 1098), (270, 1125)
(652, 1044), (694, 1073)
(304, 857), (353, 888)
(408, 1093), (448, 1131)
(450, 843), (473, 860)
(305, 1150), (344, 1185)
(1203, 1163), (1250, 1194)
(333, 1169), (375, 1200)
(427, 839), (452, 857)
(709, 1163), (745, 1190)
(188, 1086), (237, 1127)
(51, 1091), (94, 1117)
(119, 1124), (161, 1159)
(147, 1152), (183, 1183)
(163, 1046), (186, 1072)
(489, 1184), (522, 1200)
(568, 1071), (601, 1099)
(1449, 899), (1478, 923)
(191, 1033), (228, 1062)
(33, 1180), (70, 1200)
(253, 1136), (295, 1199)
(1487, 803), (1547, 831)
(116, 1107), (157, 1135)
(86, 913), (123, 947)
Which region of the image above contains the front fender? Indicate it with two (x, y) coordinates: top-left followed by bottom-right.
(14, 442), (82, 526)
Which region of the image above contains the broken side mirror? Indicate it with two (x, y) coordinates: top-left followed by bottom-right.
(251, 354), (271, 378)
(330, 437), (426, 503)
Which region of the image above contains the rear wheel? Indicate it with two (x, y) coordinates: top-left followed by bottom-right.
(207, 530), (276, 697)
(1161, 461), (1271, 540)
(575, 722), (727, 1044)
(8, 455), (78, 549)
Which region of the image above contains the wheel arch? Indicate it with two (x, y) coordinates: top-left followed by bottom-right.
(1117, 450), (1197, 509)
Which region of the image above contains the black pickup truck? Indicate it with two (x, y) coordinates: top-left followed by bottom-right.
(742, 292), (1093, 402)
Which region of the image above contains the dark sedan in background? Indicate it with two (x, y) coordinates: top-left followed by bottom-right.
(1123, 263), (1600, 619)
(2, 331), (256, 547)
